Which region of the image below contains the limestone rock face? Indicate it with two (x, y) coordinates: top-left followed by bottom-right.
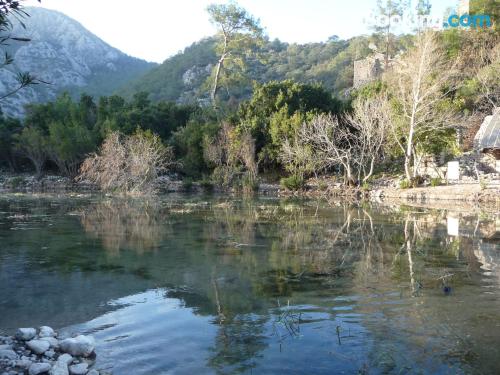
(0, 7), (154, 117)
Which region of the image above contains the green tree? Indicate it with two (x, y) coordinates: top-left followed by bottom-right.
(237, 80), (343, 167)
(206, 2), (264, 105)
(0, 112), (22, 170)
(371, 0), (405, 67)
(14, 126), (47, 178)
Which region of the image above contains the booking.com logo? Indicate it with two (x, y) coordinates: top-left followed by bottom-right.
(443, 14), (492, 28)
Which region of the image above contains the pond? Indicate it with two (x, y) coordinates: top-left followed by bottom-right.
(0, 194), (499, 374)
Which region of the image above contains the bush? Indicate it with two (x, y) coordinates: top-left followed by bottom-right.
(280, 174), (304, 191)
(430, 177), (442, 187)
(78, 130), (174, 194)
(399, 179), (411, 189)
(241, 172), (259, 194)
(182, 178), (193, 191)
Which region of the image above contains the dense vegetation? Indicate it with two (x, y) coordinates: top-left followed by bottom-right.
(0, 0), (498, 193)
(120, 34), (414, 104)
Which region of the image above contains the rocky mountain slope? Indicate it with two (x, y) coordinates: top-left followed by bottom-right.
(0, 7), (155, 117)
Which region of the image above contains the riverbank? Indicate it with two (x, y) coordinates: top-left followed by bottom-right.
(1, 173), (498, 211)
(0, 327), (101, 375)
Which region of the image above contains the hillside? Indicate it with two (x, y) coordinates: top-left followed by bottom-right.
(120, 34), (414, 103)
(0, 7), (156, 117)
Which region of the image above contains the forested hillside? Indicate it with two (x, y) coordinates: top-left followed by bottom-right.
(120, 34), (414, 103)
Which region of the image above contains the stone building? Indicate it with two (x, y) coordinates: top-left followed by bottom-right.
(352, 52), (387, 88)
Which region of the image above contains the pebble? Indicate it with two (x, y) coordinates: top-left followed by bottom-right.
(16, 329), (36, 341)
(0, 328), (97, 375)
(39, 337), (59, 349)
(28, 363), (51, 375)
(59, 336), (94, 357)
(15, 359), (32, 369)
(39, 327), (56, 338)
(0, 350), (17, 360)
(68, 363), (88, 375)
(26, 340), (50, 355)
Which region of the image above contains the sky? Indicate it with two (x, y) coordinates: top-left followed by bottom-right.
(25, 0), (459, 63)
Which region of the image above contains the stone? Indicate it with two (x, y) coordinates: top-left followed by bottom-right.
(56, 354), (73, 366)
(0, 350), (17, 360)
(27, 340), (50, 355)
(69, 363), (88, 375)
(44, 350), (55, 359)
(86, 371), (98, 375)
(15, 359), (32, 369)
(0, 345), (12, 350)
(39, 337), (59, 349)
(16, 328), (37, 341)
(59, 336), (94, 357)
(28, 363), (51, 375)
(39, 327), (56, 338)
(49, 362), (68, 375)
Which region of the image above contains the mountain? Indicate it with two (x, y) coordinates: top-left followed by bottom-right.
(0, 7), (156, 117)
(119, 34), (414, 104)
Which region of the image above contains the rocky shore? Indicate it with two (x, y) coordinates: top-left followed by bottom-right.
(0, 327), (102, 375)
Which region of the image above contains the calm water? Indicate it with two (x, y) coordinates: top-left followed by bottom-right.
(0, 194), (499, 374)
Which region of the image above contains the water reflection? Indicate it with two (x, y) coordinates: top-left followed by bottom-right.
(0, 196), (499, 374)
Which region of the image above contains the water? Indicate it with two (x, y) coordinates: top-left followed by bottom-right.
(0, 194), (499, 374)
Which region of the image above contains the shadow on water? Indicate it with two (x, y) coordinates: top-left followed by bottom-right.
(0, 194), (499, 374)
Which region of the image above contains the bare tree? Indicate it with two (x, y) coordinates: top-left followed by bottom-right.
(79, 131), (174, 194)
(204, 122), (257, 188)
(388, 31), (457, 180)
(280, 94), (390, 185)
(345, 95), (391, 182)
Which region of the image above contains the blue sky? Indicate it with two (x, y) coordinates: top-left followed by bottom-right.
(26, 0), (459, 63)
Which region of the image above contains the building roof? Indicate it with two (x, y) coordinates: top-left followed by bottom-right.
(474, 108), (500, 151)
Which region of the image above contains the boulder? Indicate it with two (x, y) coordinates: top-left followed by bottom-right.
(27, 340), (50, 355)
(29, 362), (51, 375)
(59, 336), (94, 357)
(0, 349), (17, 360)
(39, 327), (56, 338)
(69, 363), (88, 375)
(16, 328), (37, 341)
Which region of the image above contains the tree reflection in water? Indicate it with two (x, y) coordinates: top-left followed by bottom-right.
(70, 197), (499, 373)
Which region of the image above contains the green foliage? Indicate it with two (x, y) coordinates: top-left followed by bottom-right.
(430, 177), (442, 187)
(238, 80), (342, 164)
(170, 118), (220, 178)
(280, 174), (304, 191)
(120, 34), (413, 105)
(0, 113), (22, 170)
(206, 2), (264, 104)
(399, 179), (411, 189)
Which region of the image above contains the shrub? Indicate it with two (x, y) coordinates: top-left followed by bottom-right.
(182, 178), (193, 191)
(399, 179), (411, 189)
(430, 177), (442, 187)
(8, 176), (24, 189)
(241, 172), (259, 194)
(78, 130), (174, 194)
(280, 174), (304, 191)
